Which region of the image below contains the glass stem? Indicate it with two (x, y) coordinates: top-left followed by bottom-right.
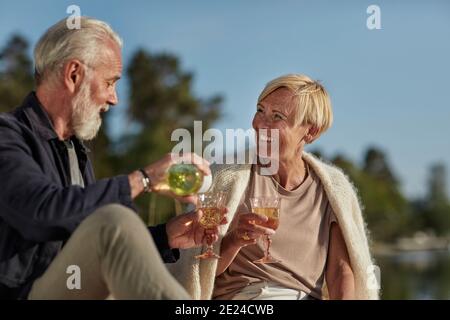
(206, 234), (213, 253)
(265, 235), (272, 258)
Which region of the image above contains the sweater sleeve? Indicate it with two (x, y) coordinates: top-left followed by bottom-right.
(148, 224), (180, 263)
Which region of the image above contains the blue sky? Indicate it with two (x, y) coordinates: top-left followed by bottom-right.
(1, 0), (449, 199)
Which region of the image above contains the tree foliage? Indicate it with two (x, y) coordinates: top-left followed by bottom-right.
(0, 34), (34, 112)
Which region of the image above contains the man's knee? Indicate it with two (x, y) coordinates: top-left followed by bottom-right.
(81, 204), (153, 255)
(83, 204), (143, 231)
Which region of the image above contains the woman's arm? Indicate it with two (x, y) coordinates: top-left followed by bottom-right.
(326, 222), (355, 299)
(216, 232), (247, 276)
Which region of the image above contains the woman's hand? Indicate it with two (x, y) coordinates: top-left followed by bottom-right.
(225, 212), (275, 248)
(215, 212), (275, 276)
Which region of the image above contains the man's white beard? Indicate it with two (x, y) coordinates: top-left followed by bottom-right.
(71, 80), (106, 141)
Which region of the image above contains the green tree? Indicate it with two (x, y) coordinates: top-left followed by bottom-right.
(363, 147), (397, 184)
(362, 148), (411, 241)
(422, 163), (450, 235)
(428, 164), (448, 205)
(0, 34), (34, 112)
(331, 148), (411, 242)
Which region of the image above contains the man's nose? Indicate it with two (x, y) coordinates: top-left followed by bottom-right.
(107, 90), (118, 106)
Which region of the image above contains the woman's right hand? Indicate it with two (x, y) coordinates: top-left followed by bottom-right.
(225, 212), (275, 248)
(215, 212), (276, 276)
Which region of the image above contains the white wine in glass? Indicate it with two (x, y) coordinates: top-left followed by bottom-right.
(252, 207), (280, 230)
(199, 207), (224, 229)
(195, 192), (226, 259)
(250, 197), (281, 264)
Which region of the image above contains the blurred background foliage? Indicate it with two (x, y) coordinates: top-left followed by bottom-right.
(1, 34), (450, 298)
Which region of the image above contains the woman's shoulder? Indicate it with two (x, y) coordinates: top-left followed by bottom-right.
(304, 152), (356, 193)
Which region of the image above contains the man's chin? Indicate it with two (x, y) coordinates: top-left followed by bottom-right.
(74, 120), (102, 141)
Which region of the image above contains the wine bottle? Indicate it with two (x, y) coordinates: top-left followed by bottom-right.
(167, 164), (212, 196)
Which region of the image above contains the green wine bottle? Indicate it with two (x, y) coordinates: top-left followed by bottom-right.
(167, 164), (212, 196)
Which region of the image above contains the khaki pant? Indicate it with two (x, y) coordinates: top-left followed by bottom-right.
(28, 204), (189, 300)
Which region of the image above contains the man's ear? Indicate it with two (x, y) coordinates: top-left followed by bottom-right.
(63, 59), (85, 94)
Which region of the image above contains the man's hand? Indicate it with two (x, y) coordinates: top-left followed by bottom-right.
(166, 208), (228, 249)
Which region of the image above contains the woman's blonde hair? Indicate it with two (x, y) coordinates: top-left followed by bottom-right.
(258, 74), (333, 140)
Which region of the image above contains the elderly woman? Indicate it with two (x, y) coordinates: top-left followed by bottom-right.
(168, 74), (379, 300)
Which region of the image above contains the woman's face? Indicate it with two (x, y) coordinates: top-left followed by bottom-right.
(252, 87), (310, 163)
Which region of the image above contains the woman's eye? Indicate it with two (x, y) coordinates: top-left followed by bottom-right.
(274, 114), (283, 120)
(256, 108), (263, 113)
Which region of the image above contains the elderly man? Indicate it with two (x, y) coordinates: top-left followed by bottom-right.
(0, 17), (218, 300)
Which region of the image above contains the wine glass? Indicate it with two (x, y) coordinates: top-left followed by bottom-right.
(250, 196), (281, 264)
(195, 192), (226, 259)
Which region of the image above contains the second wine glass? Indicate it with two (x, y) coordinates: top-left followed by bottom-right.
(250, 196), (281, 264)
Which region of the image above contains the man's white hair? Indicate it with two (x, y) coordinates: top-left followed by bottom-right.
(34, 16), (122, 85)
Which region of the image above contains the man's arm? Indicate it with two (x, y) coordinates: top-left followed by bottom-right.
(0, 120), (215, 255)
(148, 224), (180, 263)
(0, 121), (134, 242)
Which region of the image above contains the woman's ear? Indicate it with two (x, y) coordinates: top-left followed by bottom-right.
(305, 126), (320, 144)
(63, 59), (85, 94)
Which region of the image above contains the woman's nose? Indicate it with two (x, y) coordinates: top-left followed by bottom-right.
(254, 119), (267, 130)
(259, 115), (272, 128)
